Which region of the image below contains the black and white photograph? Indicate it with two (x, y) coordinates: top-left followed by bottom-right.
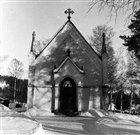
(1, 0), (140, 134)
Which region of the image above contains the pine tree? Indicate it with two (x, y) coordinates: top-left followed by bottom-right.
(120, 9), (140, 60)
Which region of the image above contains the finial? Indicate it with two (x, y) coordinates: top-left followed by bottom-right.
(32, 31), (36, 38)
(101, 33), (107, 55)
(67, 48), (70, 56)
(64, 8), (74, 20)
(30, 31), (36, 52)
(102, 33), (105, 41)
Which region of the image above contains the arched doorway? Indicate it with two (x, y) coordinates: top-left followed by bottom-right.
(59, 77), (78, 116)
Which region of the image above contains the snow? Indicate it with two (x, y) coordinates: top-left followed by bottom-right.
(83, 108), (140, 124)
(80, 111), (94, 117)
(0, 104), (46, 135)
(112, 112), (140, 123)
(81, 108), (110, 118)
(1, 117), (45, 135)
(0, 104), (11, 111)
(80, 109), (140, 134)
(23, 106), (54, 117)
(97, 117), (140, 133)
(1, 104), (140, 135)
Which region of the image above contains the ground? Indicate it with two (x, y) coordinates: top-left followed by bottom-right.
(34, 115), (140, 135)
(0, 104), (140, 135)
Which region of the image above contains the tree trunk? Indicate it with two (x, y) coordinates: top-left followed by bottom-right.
(14, 77), (17, 103)
(114, 92), (116, 112)
(130, 83), (133, 114)
(110, 87), (112, 111)
(120, 88), (123, 113)
(134, 92), (136, 114)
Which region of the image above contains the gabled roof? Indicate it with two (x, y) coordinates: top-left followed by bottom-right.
(69, 20), (102, 60)
(53, 56), (85, 74)
(35, 20), (68, 59)
(35, 20), (101, 60)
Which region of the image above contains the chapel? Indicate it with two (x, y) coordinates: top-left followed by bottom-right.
(27, 8), (108, 116)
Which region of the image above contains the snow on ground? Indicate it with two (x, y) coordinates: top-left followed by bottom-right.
(81, 108), (112, 118)
(35, 114), (140, 135)
(0, 104), (46, 135)
(32, 108), (140, 134)
(1, 117), (45, 135)
(82, 108), (140, 123)
(1, 104), (140, 135)
(112, 112), (140, 123)
(83, 109), (140, 134)
(0, 104), (11, 111)
(23, 106), (54, 117)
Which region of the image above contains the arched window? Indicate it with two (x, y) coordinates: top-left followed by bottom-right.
(63, 81), (72, 87)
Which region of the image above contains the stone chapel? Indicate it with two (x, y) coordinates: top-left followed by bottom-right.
(27, 8), (108, 116)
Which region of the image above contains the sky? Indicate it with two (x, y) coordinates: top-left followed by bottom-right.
(1, 0), (130, 79)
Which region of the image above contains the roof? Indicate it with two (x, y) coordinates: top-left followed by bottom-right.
(35, 20), (68, 59)
(53, 56), (85, 74)
(35, 20), (101, 60)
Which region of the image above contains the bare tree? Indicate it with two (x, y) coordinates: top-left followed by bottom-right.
(126, 51), (140, 113)
(113, 47), (128, 112)
(116, 60), (128, 113)
(88, 0), (140, 22)
(8, 58), (24, 102)
(88, 25), (117, 110)
(0, 55), (9, 62)
(88, 24), (115, 55)
(0, 55), (9, 72)
(33, 38), (50, 56)
(115, 47), (140, 113)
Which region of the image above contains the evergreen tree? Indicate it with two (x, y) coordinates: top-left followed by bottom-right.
(120, 9), (140, 60)
(0, 75), (28, 103)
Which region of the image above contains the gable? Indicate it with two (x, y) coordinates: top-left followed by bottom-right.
(36, 20), (101, 62)
(69, 21), (102, 62)
(35, 21), (102, 73)
(53, 56), (84, 74)
(35, 21), (69, 59)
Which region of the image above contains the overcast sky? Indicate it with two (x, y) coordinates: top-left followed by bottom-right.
(1, 0), (129, 78)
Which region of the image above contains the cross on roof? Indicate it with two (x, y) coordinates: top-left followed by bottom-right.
(64, 8), (74, 20)
(32, 31), (36, 38)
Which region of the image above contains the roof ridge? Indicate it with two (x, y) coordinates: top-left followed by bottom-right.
(35, 20), (70, 59)
(69, 21), (101, 59)
(35, 19), (101, 60)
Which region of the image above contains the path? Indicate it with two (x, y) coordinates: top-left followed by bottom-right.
(33, 116), (140, 135)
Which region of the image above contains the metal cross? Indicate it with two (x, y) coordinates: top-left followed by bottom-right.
(32, 31), (36, 38)
(64, 8), (74, 20)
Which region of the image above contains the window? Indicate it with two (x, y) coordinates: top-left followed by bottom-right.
(63, 81), (72, 87)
